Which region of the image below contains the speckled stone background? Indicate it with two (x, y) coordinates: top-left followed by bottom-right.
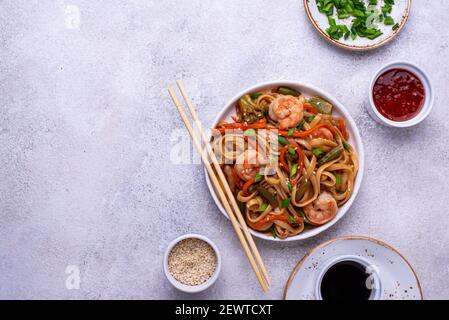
(1, 0), (448, 300)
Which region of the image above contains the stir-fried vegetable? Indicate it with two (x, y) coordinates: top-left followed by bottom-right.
(216, 118), (266, 133)
(255, 185), (279, 208)
(318, 145), (344, 166)
(279, 122), (338, 139)
(308, 97), (333, 114)
(250, 92), (263, 100)
(251, 213), (302, 230)
(335, 118), (349, 140)
(277, 86), (301, 97)
(303, 103), (318, 115)
(295, 177), (310, 202)
(242, 178), (255, 192)
(237, 94), (268, 123)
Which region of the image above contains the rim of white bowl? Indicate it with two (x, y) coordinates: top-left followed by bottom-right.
(368, 61), (434, 128)
(204, 80), (365, 242)
(163, 233), (221, 293)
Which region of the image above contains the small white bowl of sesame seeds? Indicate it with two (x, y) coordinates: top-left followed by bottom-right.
(164, 234), (221, 293)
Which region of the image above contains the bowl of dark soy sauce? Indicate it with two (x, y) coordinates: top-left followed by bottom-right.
(316, 256), (381, 300)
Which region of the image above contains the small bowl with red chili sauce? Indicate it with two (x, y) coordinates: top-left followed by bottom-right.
(369, 62), (433, 127)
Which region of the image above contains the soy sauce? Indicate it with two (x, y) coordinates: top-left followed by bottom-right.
(320, 261), (371, 301)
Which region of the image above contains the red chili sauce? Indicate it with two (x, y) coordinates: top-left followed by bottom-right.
(373, 68), (425, 122)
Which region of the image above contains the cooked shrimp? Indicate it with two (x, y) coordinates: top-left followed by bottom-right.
(234, 150), (267, 181)
(269, 95), (305, 130)
(303, 191), (337, 226)
(311, 127), (333, 140)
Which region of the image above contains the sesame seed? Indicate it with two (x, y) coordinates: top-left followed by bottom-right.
(168, 238), (217, 286)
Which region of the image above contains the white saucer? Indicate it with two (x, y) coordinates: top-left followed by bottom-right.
(284, 236), (423, 300)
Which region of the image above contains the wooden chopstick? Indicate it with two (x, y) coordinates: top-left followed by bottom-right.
(175, 80), (271, 287)
(168, 87), (268, 292)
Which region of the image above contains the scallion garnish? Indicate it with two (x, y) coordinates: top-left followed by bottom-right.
(255, 172), (262, 183)
(287, 213), (298, 226)
(258, 203), (268, 212)
(288, 146), (295, 155)
(281, 197), (291, 208)
(288, 128), (295, 137)
(290, 163), (298, 177)
(270, 226), (277, 238)
(312, 148), (324, 157)
(307, 115), (316, 123)
(335, 174), (342, 185)
(278, 136), (287, 145)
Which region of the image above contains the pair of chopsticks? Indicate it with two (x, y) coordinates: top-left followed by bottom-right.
(168, 81), (271, 292)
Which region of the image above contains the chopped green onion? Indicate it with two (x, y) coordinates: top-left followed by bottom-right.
(278, 136), (287, 146)
(287, 181), (292, 192)
(312, 148), (324, 157)
(384, 16), (395, 26)
(307, 115), (316, 123)
(258, 203), (268, 212)
(255, 185), (279, 208)
(270, 226), (277, 238)
(335, 174), (342, 185)
(288, 146), (295, 155)
(255, 172), (262, 183)
(287, 213), (298, 226)
(281, 197), (291, 208)
(317, 0), (395, 42)
(288, 128), (295, 137)
(290, 163), (298, 177)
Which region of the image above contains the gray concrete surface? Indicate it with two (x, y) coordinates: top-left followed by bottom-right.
(1, 0), (448, 300)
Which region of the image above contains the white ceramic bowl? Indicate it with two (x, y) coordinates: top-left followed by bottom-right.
(368, 61), (433, 127)
(204, 81), (365, 241)
(163, 234), (221, 293)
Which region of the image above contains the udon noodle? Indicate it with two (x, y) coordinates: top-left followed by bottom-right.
(211, 86), (358, 239)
